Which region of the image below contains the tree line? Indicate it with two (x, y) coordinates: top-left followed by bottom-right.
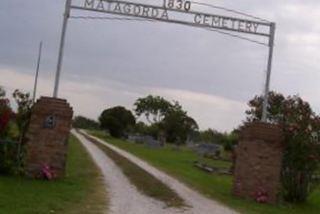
(74, 95), (238, 148)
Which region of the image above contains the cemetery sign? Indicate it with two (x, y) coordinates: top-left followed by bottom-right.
(53, 0), (276, 122)
(75, 0), (271, 37)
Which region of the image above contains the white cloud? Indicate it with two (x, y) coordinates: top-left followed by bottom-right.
(286, 33), (320, 46)
(149, 87), (247, 131)
(0, 68), (246, 131)
(0, 68), (139, 120)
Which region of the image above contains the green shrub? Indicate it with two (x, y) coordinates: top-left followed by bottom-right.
(0, 98), (12, 138)
(99, 106), (136, 138)
(246, 91), (320, 202)
(0, 140), (20, 175)
(73, 115), (100, 130)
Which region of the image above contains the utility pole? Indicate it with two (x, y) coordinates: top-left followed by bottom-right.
(53, 0), (72, 98)
(33, 41), (43, 103)
(261, 22), (276, 122)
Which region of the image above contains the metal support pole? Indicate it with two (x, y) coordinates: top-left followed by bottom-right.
(53, 0), (72, 98)
(261, 22), (276, 122)
(33, 41), (43, 103)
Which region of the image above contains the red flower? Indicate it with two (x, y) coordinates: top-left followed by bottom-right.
(253, 187), (269, 203)
(0, 98), (12, 133)
(41, 164), (56, 180)
(0, 110), (11, 133)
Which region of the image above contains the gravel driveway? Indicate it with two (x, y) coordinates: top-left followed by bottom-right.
(72, 130), (237, 214)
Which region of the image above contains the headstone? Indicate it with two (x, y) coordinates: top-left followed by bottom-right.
(25, 97), (73, 179)
(158, 131), (166, 147)
(195, 143), (221, 157)
(128, 134), (143, 143)
(233, 122), (284, 204)
(145, 139), (161, 149)
(186, 140), (196, 149)
(127, 135), (136, 142)
(128, 134), (155, 145)
(186, 136), (197, 149)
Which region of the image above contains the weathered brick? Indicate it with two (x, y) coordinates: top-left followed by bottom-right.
(25, 97), (73, 179)
(233, 122), (284, 204)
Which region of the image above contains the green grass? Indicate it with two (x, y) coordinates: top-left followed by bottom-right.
(89, 130), (320, 214)
(0, 134), (108, 214)
(197, 156), (232, 169)
(79, 131), (185, 208)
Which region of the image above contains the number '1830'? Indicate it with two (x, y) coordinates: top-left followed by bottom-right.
(163, 0), (192, 12)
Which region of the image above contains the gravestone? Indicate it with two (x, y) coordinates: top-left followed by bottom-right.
(158, 131), (166, 147)
(145, 139), (161, 149)
(186, 140), (196, 149)
(128, 134), (152, 144)
(128, 134), (144, 144)
(195, 143), (221, 157)
(25, 97), (73, 179)
(233, 122), (284, 203)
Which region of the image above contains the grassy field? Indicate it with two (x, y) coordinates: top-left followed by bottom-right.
(0, 134), (108, 214)
(79, 131), (185, 208)
(90, 130), (320, 214)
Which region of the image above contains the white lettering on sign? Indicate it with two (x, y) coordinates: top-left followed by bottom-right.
(84, 0), (95, 8)
(194, 14), (260, 34)
(80, 0), (267, 36)
(84, 0), (169, 20)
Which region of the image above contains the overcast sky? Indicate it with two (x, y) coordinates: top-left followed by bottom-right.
(1, 0), (320, 132)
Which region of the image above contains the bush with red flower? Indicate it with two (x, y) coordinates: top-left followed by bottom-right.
(0, 87), (33, 175)
(0, 87), (12, 138)
(246, 91), (320, 202)
(0, 87), (18, 174)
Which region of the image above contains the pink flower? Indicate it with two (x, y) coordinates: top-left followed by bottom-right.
(41, 164), (56, 180)
(253, 187), (269, 203)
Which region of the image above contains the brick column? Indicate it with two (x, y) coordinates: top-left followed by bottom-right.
(25, 97), (73, 179)
(233, 122), (284, 203)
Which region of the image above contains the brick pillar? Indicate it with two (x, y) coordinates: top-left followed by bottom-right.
(25, 97), (73, 179)
(233, 122), (284, 203)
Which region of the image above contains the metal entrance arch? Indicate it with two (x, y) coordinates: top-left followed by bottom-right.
(53, 0), (276, 122)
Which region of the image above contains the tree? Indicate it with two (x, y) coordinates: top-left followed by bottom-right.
(12, 89), (33, 172)
(73, 115), (100, 130)
(162, 102), (198, 144)
(134, 95), (172, 124)
(0, 87), (12, 138)
(0, 88), (29, 175)
(221, 131), (239, 151)
(246, 91), (320, 202)
(134, 95), (198, 144)
(133, 121), (155, 136)
(0, 87), (5, 98)
(12, 89), (33, 141)
(99, 106), (136, 138)
(246, 91), (286, 123)
(200, 129), (225, 144)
